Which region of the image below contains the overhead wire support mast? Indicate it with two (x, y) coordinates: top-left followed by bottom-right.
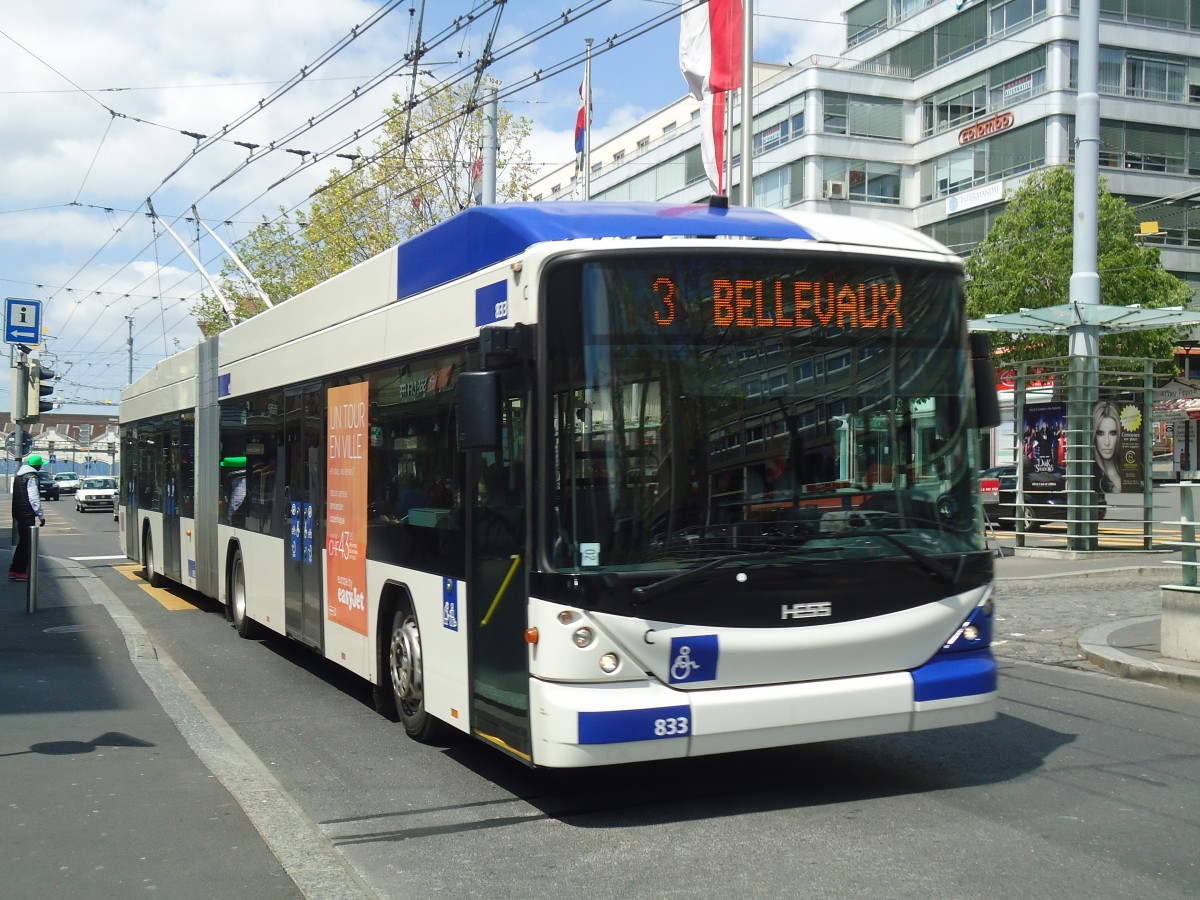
(190, 206), (273, 309)
(146, 199), (240, 327)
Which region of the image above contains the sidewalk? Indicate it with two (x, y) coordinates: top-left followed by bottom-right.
(0, 540), (308, 898)
(994, 545), (1200, 692)
(0, 506), (375, 899)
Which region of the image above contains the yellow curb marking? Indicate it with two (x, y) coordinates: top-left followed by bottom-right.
(114, 564), (198, 611)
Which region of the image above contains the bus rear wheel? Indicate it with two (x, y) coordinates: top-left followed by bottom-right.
(230, 549), (260, 639)
(142, 531), (165, 588)
(388, 605), (446, 743)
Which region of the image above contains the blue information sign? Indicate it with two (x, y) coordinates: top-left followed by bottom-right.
(5, 297), (42, 345)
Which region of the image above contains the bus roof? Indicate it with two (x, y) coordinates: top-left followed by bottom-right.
(396, 201), (956, 302)
(397, 201), (816, 302)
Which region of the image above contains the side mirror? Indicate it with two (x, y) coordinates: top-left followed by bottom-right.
(457, 371), (502, 451)
(969, 333), (1001, 429)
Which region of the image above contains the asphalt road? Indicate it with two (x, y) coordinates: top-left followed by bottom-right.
(42, 501), (1200, 898)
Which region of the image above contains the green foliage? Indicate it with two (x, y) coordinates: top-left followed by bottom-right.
(193, 79), (534, 336)
(965, 166), (1191, 368)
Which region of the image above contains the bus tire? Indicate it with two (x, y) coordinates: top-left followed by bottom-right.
(388, 603), (447, 743)
(143, 530), (165, 588)
(230, 548), (260, 639)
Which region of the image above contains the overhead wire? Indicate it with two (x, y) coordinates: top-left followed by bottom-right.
(35, 0), (671, 388)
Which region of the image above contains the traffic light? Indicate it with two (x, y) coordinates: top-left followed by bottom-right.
(25, 361), (54, 421)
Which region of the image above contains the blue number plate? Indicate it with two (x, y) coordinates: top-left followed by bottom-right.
(577, 706), (691, 744)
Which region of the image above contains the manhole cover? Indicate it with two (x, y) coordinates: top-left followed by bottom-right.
(43, 624), (88, 634)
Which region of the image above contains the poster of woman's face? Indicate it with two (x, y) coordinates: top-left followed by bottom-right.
(1092, 399), (1143, 494)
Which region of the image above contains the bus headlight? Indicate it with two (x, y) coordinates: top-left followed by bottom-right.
(572, 627), (594, 648)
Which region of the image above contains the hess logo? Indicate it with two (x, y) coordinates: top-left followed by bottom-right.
(781, 601), (832, 620)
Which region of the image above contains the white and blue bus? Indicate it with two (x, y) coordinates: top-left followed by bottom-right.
(119, 201), (1001, 768)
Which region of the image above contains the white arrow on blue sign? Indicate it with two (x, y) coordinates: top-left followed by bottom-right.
(5, 297), (42, 345)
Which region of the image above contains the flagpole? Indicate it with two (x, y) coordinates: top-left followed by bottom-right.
(724, 91), (732, 197)
(584, 37), (593, 201)
(740, 0), (753, 206)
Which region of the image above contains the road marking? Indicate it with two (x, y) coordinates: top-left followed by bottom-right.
(114, 563), (199, 611)
(71, 554), (129, 561)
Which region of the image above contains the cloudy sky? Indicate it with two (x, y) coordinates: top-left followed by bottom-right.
(0, 0), (843, 413)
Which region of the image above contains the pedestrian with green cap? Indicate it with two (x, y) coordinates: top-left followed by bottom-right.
(10, 454), (46, 581)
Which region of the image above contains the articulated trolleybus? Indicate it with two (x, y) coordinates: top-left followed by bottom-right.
(119, 201), (1001, 768)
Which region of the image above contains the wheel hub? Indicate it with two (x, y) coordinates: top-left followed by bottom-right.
(390, 618), (423, 705)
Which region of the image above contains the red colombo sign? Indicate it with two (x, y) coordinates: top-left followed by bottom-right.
(959, 112), (1014, 145)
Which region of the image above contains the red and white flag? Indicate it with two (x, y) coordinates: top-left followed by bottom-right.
(679, 0), (743, 194)
(470, 154), (484, 205)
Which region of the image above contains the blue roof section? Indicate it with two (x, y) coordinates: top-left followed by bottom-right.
(395, 201), (814, 302)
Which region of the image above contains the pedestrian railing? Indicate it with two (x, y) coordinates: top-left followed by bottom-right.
(1163, 482), (1200, 587)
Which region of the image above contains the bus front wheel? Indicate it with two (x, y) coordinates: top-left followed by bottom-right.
(388, 604), (446, 743)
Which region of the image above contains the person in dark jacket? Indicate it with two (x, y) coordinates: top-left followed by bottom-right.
(10, 453), (46, 581)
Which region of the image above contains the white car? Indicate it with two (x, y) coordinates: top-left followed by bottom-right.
(76, 476), (118, 512)
(54, 471), (81, 494)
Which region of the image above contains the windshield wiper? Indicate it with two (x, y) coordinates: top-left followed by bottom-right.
(630, 533), (966, 606)
(827, 530), (964, 587)
(631, 550), (803, 606)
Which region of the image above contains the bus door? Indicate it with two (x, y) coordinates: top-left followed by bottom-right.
(468, 373), (530, 760)
(283, 386), (324, 651)
(162, 423), (182, 582)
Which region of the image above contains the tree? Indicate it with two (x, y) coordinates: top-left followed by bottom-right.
(193, 79), (534, 336)
(965, 166), (1191, 368)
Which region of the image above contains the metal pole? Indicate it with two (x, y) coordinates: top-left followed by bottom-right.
(583, 38), (593, 201)
(740, 0), (754, 207)
(1067, 0), (1100, 551)
(126, 316), (134, 385)
(27, 522), (38, 613)
(483, 86), (498, 206)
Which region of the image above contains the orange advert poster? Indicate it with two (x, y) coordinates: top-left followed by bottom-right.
(326, 382), (369, 636)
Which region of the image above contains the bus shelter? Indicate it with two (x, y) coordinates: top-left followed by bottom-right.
(1009, 356), (1155, 553)
(972, 302), (1200, 555)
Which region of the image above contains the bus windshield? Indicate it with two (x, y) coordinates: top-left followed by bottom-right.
(542, 250), (984, 574)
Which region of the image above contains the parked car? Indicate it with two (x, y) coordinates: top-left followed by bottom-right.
(37, 470), (60, 501)
(76, 476), (118, 512)
(981, 465), (1017, 523)
(980, 464), (1106, 530)
(54, 471), (81, 494)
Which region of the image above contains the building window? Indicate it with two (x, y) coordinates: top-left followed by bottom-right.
(1093, 120), (1187, 173)
(613, 150), (625, 163)
(924, 78), (987, 135)
(929, 146), (987, 200)
(662, 122), (677, 135)
(636, 137), (650, 149)
(989, 0), (1047, 38)
(824, 92), (847, 134)
(1072, 46), (1189, 104)
(753, 97), (805, 154)
(752, 166), (790, 208)
(824, 92), (903, 140)
(937, 3), (987, 64)
(1126, 55), (1188, 102)
(823, 158), (902, 204)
